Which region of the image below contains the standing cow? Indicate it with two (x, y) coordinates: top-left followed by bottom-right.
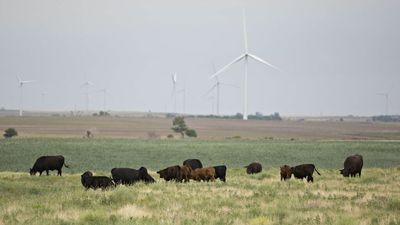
(213, 165), (227, 182)
(111, 167), (155, 185)
(340, 154), (363, 177)
(291, 164), (321, 182)
(183, 159), (203, 170)
(245, 162), (262, 174)
(30, 155), (69, 176)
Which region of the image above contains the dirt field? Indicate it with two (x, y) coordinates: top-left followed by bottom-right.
(0, 116), (399, 140)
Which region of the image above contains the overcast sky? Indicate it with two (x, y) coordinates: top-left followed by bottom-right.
(0, 0), (399, 116)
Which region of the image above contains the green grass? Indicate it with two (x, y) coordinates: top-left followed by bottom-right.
(0, 138), (399, 174)
(0, 168), (399, 225)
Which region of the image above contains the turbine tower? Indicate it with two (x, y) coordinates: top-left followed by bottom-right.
(81, 81), (94, 112)
(41, 91), (47, 110)
(16, 75), (35, 116)
(377, 92), (390, 115)
(209, 9), (281, 120)
(171, 73), (177, 114)
(98, 88), (108, 112)
(205, 76), (240, 116)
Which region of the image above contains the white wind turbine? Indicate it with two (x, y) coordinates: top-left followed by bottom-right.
(377, 86), (394, 115)
(97, 88), (109, 112)
(16, 75), (35, 116)
(81, 81), (94, 112)
(205, 63), (240, 116)
(171, 73), (177, 114)
(209, 9), (281, 120)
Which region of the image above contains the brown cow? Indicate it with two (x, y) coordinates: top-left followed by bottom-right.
(191, 167), (216, 182)
(179, 165), (192, 182)
(280, 165), (292, 181)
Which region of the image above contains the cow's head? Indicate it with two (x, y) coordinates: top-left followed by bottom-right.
(29, 168), (36, 176)
(339, 169), (349, 177)
(157, 169), (165, 178)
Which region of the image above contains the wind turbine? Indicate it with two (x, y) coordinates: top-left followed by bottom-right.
(171, 73), (177, 114)
(206, 63), (240, 116)
(97, 88), (109, 112)
(377, 92), (390, 115)
(209, 9), (281, 120)
(81, 81), (94, 112)
(377, 86), (394, 115)
(16, 75), (35, 116)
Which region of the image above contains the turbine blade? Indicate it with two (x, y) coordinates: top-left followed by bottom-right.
(21, 80), (35, 84)
(209, 54), (246, 80)
(248, 53), (282, 72)
(203, 84), (217, 97)
(242, 8), (248, 53)
(16, 75), (21, 83)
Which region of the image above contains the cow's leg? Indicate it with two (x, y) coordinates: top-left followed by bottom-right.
(58, 169), (62, 176)
(39, 171), (42, 176)
(46, 170), (49, 176)
(359, 171), (361, 177)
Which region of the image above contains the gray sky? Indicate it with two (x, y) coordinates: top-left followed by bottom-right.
(0, 0), (399, 116)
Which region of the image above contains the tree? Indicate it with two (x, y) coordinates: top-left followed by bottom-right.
(4, 128), (18, 138)
(171, 117), (188, 138)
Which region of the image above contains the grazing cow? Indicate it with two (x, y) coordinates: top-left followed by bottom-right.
(245, 162), (262, 174)
(81, 171), (114, 190)
(290, 164), (321, 182)
(280, 165), (292, 181)
(111, 167), (155, 185)
(30, 155), (69, 176)
(157, 165), (181, 182)
(340, 154), (363, 177)
(213, 165), (227, 182)
(183, 159), (203, 170)
(191, 167), (216, 182)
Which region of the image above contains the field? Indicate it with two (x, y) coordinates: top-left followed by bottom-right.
(0, 116), (400, 225)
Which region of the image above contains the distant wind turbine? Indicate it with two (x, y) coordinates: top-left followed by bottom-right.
(97, 88), (109, 112)
(16, 75), (35, 116)
(209, 9), (281, 120)
(81, 81), (94, 112)
(205, 63), (240, 116)
(377, 92), (390, 115)
(171, 73), (177, 114)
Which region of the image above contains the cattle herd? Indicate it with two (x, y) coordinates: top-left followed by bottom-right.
(29, 154), (364, 190)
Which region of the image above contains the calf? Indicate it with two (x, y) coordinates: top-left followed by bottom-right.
(191, 167), (216, 182)
(111, 167), (155, 185)
(245, 162), (262, 174)
(340, 154), (363, 177)
(291, 164), (321, 182)
(81, 171), (114, 190)
(30, 155), (69, 176)
(280, 165), (292, 181)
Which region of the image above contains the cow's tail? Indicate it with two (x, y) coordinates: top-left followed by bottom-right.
(314, 166), (321, 175)
(64, 162), (70, 169)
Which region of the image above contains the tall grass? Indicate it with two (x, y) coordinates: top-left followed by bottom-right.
(0, 168), (399, 225)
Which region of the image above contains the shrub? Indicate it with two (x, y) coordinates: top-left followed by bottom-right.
(185, 129), (197, 138)
(4, 128), (18, 138)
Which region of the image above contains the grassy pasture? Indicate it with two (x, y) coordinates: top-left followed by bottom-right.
(1, 138), (399, 225)
(1, 169), (400, 225)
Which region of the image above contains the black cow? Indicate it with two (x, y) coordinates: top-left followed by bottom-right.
(157, 165), (181, 181)
(81, 171), (114, 190)
(30, 155), (69, 176)
(245, 162), (262, 174)
(213, 165), (227, 182)
(183, 159), (203, 170)
(291, 164), (321, 182)
(111, 167), (155, 185)
(340, 154), (363, 177)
